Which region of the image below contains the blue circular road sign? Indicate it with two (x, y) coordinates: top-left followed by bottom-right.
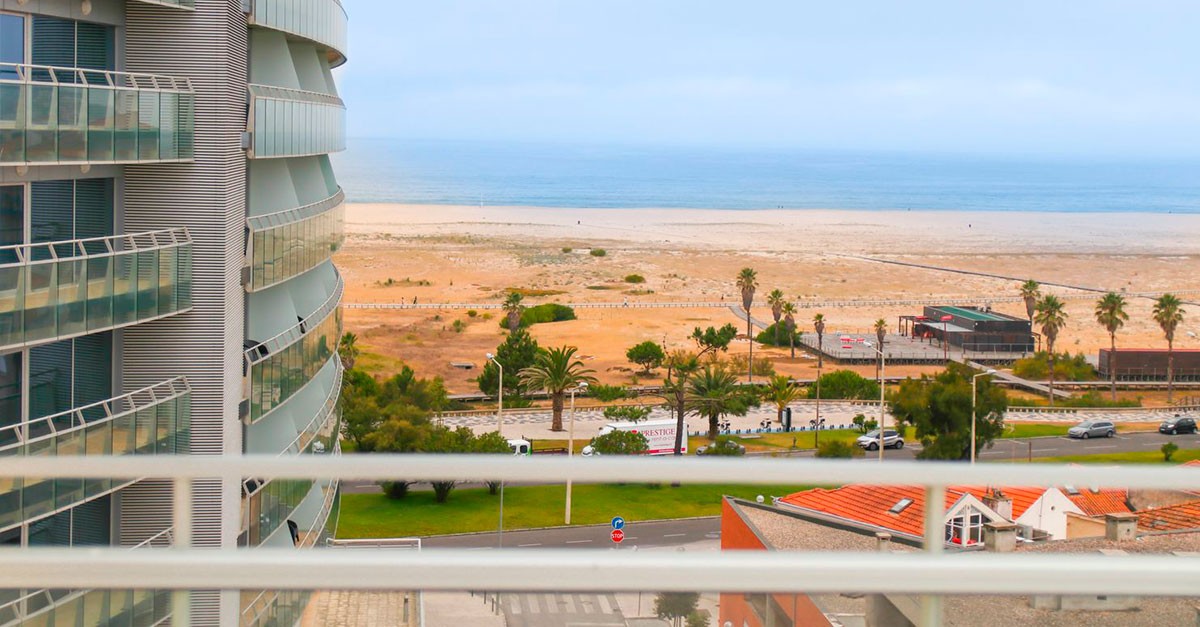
(611, 516), (625, 530)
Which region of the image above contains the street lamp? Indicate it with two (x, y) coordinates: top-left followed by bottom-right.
(486, 353), (503, 435)
(864, 340), (886, 462)
(565, 381), (588, 525)
(971, 369), (997, 465)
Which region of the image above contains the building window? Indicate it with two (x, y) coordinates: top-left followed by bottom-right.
(945, 510), (985, 546)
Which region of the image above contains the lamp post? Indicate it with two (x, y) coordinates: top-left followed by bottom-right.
(971, 369), (997, 465)
(864, 340), (886, 462)
(565, 381), (588, 525)
(486, 353), (503, 434)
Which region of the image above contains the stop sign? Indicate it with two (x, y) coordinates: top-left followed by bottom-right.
(611, 529), (624, 543)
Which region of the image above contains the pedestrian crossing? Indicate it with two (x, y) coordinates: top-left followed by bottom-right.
(500, 592), (625, 627)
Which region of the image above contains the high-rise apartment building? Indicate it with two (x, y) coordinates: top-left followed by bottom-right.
(0, 0), (347, 624)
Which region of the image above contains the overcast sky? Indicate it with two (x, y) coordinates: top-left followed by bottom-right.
(338, 1), (1200, 157)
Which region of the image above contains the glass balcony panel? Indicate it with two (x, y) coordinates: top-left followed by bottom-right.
(248, 87), (345, 159)
(111, 411), (134, 456)
(23, 264), (56, 344)
(86, 254), (114, 331)
(87, 87), (115, 161)
(21, 475), (53, 520)
(0, 83), (25, 162)
(56, 85), (87, 161)
(177, 242), (192, 310)
(137, 91), (160, 161)
(25, 84), (57, 162)
(55, 258), (87, 337)
(156, 397), (176, 454)
(134, 407), (156, 454)
(0, 265), (22, 346)
(111, 250), (137, 326)
(157, 244), (177, 314)
(113, 89), (138, 161)
(251, 0), (347, 63)
(249, 190), (344, 291)
(135, 248), (159, 319)
(158, 91), (178, 160)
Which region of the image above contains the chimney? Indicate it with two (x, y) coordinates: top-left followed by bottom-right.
(875, 532), (892, 551)
(983, 489), (1014, 521)
(1105, 513), (1138, 541)
(983, 521), (1018, 552)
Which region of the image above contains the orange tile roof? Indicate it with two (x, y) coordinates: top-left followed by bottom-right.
(1137, 500), (1200, 532)
(1066, 489), (1131, 516)
(1181, 460), (1200, 468)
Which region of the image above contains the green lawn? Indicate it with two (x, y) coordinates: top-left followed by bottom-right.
(1002, 423), (1069, 439)
(336, 482), (813, 538)
(1032, 449), (1200, 465)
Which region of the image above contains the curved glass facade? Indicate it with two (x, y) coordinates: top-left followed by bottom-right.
(249, 0), (347, 65)
(0, 229), (193, 352)
(248, 85), (345, 159)
(0, 64), (195, 165)
(249, 189), (344, 291)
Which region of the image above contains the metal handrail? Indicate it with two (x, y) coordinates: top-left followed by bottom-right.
(247, 83), (345, 107)
(248, 189), (345, 232)
(244, 271), (343, 366)
(0, 377), (190, 452)
(0, 228), (191, 267)
(0, 63), (193, 92)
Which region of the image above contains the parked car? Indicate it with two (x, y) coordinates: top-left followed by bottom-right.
(1067, 420), (1115, 439)
(695, 440), (746, 455)
(1159, 415), (1197, 435)
(856, 429), (904, 450)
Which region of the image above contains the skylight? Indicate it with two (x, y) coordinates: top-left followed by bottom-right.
(1065, 485), (1080, 495)
(889, 498), (914, 514)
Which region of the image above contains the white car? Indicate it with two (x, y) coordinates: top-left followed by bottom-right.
(856, 430), (904, 451)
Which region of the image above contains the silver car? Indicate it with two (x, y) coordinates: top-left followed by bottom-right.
(856, 430), (904, 450)
(1067, 420), (1115, 439)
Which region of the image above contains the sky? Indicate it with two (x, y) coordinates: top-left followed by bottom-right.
(338, 1), (1200, 157)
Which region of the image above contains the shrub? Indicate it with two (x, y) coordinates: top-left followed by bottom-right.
(561, 247), (573, 253)
(1163, 441), (1179, 462)
(624, 274), (646, 284)
(589, 384), (628, 402)
(808, 370), (880, 400)
(466, 310), (478, 318)
(755, 322), (802, 347)
(590, 430), (649, 455)
(379, 481), (413, 499)
(590, 248), (607, 257)
(1025, 391), (1140, 408)
(699, 436), (746, 456)
(1012, 351), (1097, 382)
(729, 354), (775, 377)
(451, 320), (466, 333)
(603, 405), (652, 422)
(498, 303), (577, 329)
(851, 413), (878, 433)
(816, 440), (862, 458)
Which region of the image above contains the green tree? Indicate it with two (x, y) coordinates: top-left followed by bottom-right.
(478, 329), (541, 398)
(473, 430), (514, 495)
(698, 436), (745, 456)
(764, 374), (801, 425)
(1020, 279), (1041, 324)
(422, 425), (476, 502)
(813, 313), (827, 369)
(603, 405), (652, 422)
(816, 440), (862, 459)
(590, 429), (649, 455)
(655, 592), (700, 627)
(1094, 292), (1129, 401)
(660, 350), (701, 455)
(686, 365), (752, 440)
(1153, 293), (1186, 403)
(736, 268), (759, 381)
(366, 417), (431, 498)
(851, 413), (877, 434)
(338, 331), (360, 370)
(626, 341), (666, 374)
(806, 370), (880, 400)
(502, 291), (525, 333)
(686, 610), (711, 627)
(518, 346), (598, 431)
(690, 323), (738, 359)
(889, 364), (1008, 460)
(1034, 295), (1069, 405)
(1162, 441), (1179, 462)
(782, 302), (798, 358)
(767, 289), (786, 347)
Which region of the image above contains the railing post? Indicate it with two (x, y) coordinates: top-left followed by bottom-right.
(921, 483), (944, 627)
(173, 477), (192, 627)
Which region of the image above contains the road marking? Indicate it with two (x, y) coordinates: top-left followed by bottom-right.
(663, 533), (687, 538)
(517, 543), (541, 547)
(1091, 445), (1119, 450)
(565, 539), (592, 544)
(624, 536), (637, 540)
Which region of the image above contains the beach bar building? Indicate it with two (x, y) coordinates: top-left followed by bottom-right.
(1099, 348), (1200, 382)
(901, 305), (1034, 353)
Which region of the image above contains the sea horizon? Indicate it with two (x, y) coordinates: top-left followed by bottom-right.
(331, 138), (1200, 214)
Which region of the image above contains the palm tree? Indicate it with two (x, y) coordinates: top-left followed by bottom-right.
(1094, 292), (1128, 402)
(502, 291), (525, 333)
(782, 302), (798, 358)
(338, 331), (359, 370)
(1020, 280), (1041, 325)
(518, 346), (598, 431)
(873, 319), (887, 381)
(1153, 293), (1185, 403)
(736, 268), (758, 382)
(765, 374), (800, 425)
(767, 289), (785, 347)
(812, 313), (826, 369)
(661, 350), (701, 455)
(685, 365), (742, 440)
(1034, 295), (1068, 406)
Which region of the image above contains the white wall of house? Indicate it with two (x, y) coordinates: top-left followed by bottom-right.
(1015, 488), (1084, 539)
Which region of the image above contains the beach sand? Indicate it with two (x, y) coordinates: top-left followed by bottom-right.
(337, 203), (1200, 394)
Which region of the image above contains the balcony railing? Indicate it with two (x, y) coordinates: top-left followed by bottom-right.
(0, 63), (194, 165)
(129, 0), (195, 8)
(248, 188), (345, 291)
(0, 456), (1197, 627)
(0, 377), (190, 532)
(0, 228), (193, 352)
(247, 85), (345, 159)
(248, 0), (348, 66)
(245, 274), (343, 422)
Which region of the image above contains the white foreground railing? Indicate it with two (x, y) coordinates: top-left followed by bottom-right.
(1, 455), (1199, 627)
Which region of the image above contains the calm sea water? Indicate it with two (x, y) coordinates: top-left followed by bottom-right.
(331, 139), (1200, 214)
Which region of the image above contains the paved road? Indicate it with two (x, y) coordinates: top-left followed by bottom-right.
(848, 430), (1200, 461)
(422, 517), (720, 550)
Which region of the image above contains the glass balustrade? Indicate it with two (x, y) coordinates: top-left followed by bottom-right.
(246, 276), (342, 422)
(249, 189), (345, 291)
(0, 64), (194, 165)
(250, 0), (348, 64)
(248, 85), (346, 159)
(0, 229), (192, 352)
(0, 378), (190, 531)
(129, 0), (195, 8)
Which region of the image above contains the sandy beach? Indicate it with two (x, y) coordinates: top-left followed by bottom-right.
(336, 203), (1200, 394)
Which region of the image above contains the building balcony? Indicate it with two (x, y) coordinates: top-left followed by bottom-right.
(248, 188), (345, 292)
(247, 85), (345, 159)
(248, 0), (348, 67)
(129, 0), (195, 8)
(0, 64), (194, 166)
(0, 228), (193, 353)
(0, 377), (190, 531)
(245, 272), (342, 422)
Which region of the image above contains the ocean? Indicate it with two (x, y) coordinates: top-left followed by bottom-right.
(331, 138), (1200, 214)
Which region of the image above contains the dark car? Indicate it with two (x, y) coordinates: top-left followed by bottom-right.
(1159, 415), (1197, 435)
